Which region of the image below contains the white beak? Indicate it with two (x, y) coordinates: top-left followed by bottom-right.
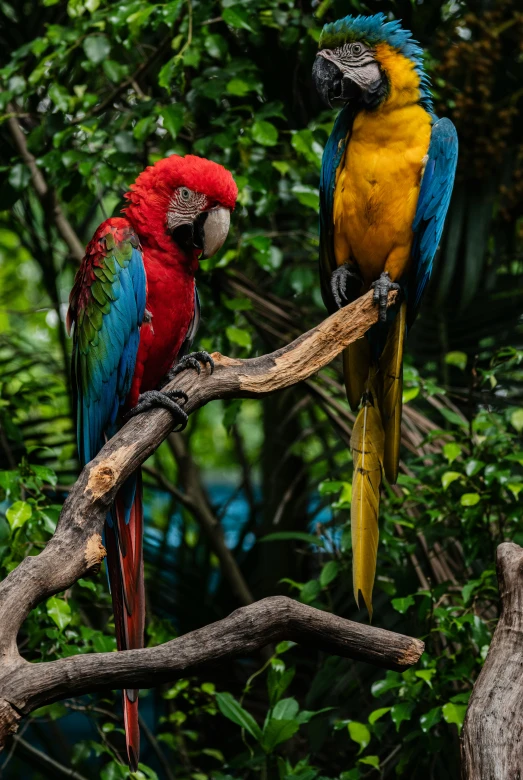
(202, 207), (230, 259)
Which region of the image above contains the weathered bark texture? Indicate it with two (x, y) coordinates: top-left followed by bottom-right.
(0, 289), (423, 749)
(461, 542), (523, 779)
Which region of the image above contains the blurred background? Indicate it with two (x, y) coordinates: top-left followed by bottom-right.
(0, 0), (522, 777)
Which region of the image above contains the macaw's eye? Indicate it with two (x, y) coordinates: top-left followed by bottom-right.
(181, 187), (191, 201)
(352, 43), (362, 55)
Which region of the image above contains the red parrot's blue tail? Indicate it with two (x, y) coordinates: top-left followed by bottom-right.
(105, 471), (144, 772)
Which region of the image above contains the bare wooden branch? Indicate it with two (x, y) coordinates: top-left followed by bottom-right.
(461, 542), (523, 779)
(0, 289), (412, 747)
(1, 597), (423, 734)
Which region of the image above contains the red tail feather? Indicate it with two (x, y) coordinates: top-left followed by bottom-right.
(105, 473), (144, 771)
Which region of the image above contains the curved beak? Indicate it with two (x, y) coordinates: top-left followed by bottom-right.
(199, 207), (231, 260)
(312, 52), (363, 108)
(312, 53), (342, 108)
(171, 207), (231, 259)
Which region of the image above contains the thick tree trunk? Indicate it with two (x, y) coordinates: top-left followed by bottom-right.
(461, 542), (523, 779)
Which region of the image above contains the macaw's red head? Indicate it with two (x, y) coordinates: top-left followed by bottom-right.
(123, 154), (238, 261)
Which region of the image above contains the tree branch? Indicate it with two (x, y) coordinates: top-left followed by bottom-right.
(1, 597), (423, 731)
(0, 289), (413, 746)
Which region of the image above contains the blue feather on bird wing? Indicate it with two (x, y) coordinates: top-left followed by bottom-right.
(74, 237), (147, 468)
(319, 105), (355, 312)
(408, 117), (458, 327)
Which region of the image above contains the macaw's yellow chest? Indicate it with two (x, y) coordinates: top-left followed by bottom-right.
(333, 104), (432, 287)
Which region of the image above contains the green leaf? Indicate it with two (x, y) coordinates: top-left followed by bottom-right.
(226, 326), (251, 349)
(507, 482), (523, 499)
(318, 480), (345, 495)
(291, 184), (320, 211)
(445, 351), (467, 370)
(31, 465), (57, 485)
(261, 718), (300, 752)
(251, 120), (278, 147)
(215, 692), (263, 741)
(402, 385), (420, 404)
(160, 104), (184, 139)
(114, 131), (136, 154)
(296, 706), (333, 724)
(420, 706), (442, 733)
(226, 79), (253, 97)
(348, 721), (370, 753)
(46, 596), (72, 630)
(441, 471), (462, 490)
(83, 35), (111, 64)
(320, 560), (339, 587)
(462, 578), (480, 605)
(511, 408), (523, 433)
(368, 707), (391, 725)
(103, 60), (128, 83)
(259, 531), (324, 547)
(33, 702), (68, 720)
(300, 580), (321, 604)
(465, 459), (485, 477)
(272, 161), (290, 176)
(6, 500), (32, 531)
(267, 663), (295, 705)
(272, 697), (299, 720)
(390, 702), (414, 731)
(443, 442), (461, 464)
(438, 407), (468, 427)
(461, 492), (480, 507)
(415, 669), (436, 688)
(371, 671), (402, 698)
(204, 33), (228, 59)
(48, 83), (70, 112)
(391, 595), (414, 614)
(358, 755), (380, 769)
(222, 5), (255, 32)
(291, 129), (323, 168)
(442, 702), (467, 733)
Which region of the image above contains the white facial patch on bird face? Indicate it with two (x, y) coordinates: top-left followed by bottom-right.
(167, 187), (210, 231)
(318, 42), (381, 90)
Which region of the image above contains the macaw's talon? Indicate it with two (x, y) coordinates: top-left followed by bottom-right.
(330, 264), (363, 309)
(371, 272), (401, 322)
(168, 350), (215, 380)
(124, 389), (189, 431)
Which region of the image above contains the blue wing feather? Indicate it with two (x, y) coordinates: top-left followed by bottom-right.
(408, 117), (458, 327)
(319, 105), (355, 312)
(70, 225), (146, 468)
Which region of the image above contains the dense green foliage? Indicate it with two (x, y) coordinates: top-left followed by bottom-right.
(1, 0), (522, 777)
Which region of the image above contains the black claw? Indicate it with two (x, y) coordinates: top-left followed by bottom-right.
(330, 264), (363, 310)
(168, 350), (215, 380)
(124, 389), (188, 431)
(370, 272), (401, 322)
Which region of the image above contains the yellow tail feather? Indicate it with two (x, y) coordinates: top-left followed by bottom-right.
(343, 338), (370, 412)
(350, 375), (384, 619)
(379, 301), (407, 484)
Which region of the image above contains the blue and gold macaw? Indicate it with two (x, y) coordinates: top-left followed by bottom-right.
(312, 14), (458, 615)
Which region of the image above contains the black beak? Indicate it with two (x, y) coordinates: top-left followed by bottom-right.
(171, 212), (208, 255)
(312, 54), (360, 108)
(312, 55), (340, 108)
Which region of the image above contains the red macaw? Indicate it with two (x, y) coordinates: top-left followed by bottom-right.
(67, 155), (238, 770)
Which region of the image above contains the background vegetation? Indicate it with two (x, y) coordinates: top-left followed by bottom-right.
(1, 0), (522, 777)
